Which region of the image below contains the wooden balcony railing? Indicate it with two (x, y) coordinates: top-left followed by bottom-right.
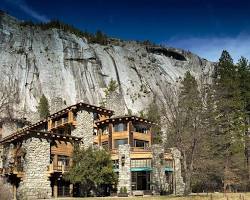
(130, 147), (151, 152)
(47, 164), (70, 173)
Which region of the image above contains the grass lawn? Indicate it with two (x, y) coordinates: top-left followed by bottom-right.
(55, 193), (250, 200)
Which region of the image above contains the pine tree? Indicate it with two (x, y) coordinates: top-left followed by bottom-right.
(37, 94), (50, 119)
(167, 71), (204, 194)
(212, 50), (245, 191)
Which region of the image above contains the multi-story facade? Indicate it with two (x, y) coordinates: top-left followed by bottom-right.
(0, 101), (184, 199)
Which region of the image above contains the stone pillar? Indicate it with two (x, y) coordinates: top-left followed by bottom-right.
(71, 110), (94, 149)
(171, 148), (185, 195)
(17, 137), (51, 199)
(118, 144), (131, 194)
(105, 92), (126, 116)
(151, 144), (168, 194)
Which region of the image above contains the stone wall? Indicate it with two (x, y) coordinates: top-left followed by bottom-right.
(50, 97), (66, 114)
(151, 144), (169, 194)
(171, 148), (185, 195)
(17, 137), (51, 199)
(106, 92), (126, 116)
(118, 144), (131, 194)
(71, 110), (93, 149)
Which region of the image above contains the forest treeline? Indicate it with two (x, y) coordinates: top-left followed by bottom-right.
(148, 50), (250, 194)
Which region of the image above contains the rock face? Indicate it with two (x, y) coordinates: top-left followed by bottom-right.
(0, 12), (214, 121)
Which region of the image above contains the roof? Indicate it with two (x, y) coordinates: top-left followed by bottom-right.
(48, 101), (113, 120)
(0, 130), (82, 144)
(0, 101), (114, 144)
(95, 115), (155, 126)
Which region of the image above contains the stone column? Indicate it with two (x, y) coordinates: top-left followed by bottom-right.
(118, 144), (131, 194)
(17, 137), (51, 199)
(71, 110), (94, 149)
(151, 144), (168, 194)
(105, 92), (126, 117)
(171, 148), (185, 195)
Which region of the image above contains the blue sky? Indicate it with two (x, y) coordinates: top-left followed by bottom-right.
(1, 0), (250, 62)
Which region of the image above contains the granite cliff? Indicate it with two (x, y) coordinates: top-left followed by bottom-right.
(0, 12), (214, 121)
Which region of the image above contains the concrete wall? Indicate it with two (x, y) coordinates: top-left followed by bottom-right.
(17, 137), (51, 199)
(71, 110), (94, 148)
(118, 144), (131, 194)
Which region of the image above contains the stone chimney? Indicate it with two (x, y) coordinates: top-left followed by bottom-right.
(105, 92), (126, 116)
(50, 97), (66, 114)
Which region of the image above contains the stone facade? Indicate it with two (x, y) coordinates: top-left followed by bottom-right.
(71, 110), (93, 148)
(106, 92), (126, 117)
(17, 137), (51, 199)
(171, 148), (185, 195)
(151, 144), (169, 194)
(118, 144), (131, 194)
(50, 97), (66, 114)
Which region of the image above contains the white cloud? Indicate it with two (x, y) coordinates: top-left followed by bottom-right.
(5, 0), (49, 22)
(162, 33), (250, 62)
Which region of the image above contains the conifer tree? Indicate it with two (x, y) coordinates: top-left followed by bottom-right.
(212, 50), (245, 191)
(37, 94), (50, 119)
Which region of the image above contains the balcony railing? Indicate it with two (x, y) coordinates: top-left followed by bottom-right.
(51, 117), (71, 129)
(130, 147), (151, 152)
(48, 164), (70, 173)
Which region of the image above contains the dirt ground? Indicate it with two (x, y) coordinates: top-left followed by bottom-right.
(54, 192), (250, 200)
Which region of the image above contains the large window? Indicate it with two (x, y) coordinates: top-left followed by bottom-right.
(114, 139), (128, 148)
(133, 123), (148, 134)
(134, 140), (149, 148)
(114, 123), (127, 132)
(131, 159), (151, 168)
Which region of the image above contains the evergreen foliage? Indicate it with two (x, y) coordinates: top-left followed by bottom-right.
(20, 20), (108, 45)
(37, 94), (50, 119)
(146, 98), (162, 144)
(64, 146), (117, 196)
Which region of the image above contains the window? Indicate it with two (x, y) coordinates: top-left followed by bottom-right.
(114, 139), (128, 148)
(58, 155), (70, 167)
(93, 113), (99, 120)
(134, 140), (149, 148)
(101, 126), (108, 135)
(131, 159), (151, 168)
(133, 123), (148, 134)
(114, 123), (127, 132)
(113, 160), (119, 169)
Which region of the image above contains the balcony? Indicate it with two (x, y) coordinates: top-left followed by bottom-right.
(47, 164), (70, 174)
(131, 147), (151, 152)
(2, 164), (24, 178)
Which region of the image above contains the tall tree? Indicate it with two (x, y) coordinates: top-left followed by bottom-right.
(212, 50), (246, 191)
(37, 94), (50, 119)
(166, 71), (204, 195)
